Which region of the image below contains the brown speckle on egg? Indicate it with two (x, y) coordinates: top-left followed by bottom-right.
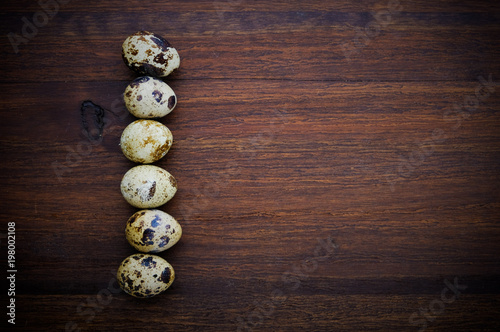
(168, 175), (177, 189)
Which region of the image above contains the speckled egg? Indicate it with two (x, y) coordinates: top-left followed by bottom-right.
(120, 165), (177, 208)
(126, 209), (182, 253)
(122, 31), (180, 78)
(120, 120), (173, 164)
(124, 76), (177, 119)
(117, 254), (175, 298)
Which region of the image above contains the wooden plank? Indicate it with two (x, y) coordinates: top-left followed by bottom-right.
(1, 80), (498, 296)
(1, 12), (499, 81)
(1, 0), (499, 13)
(13, 293), (500, 331)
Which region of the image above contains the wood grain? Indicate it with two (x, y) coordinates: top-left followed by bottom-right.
(1, 0), (499, 331)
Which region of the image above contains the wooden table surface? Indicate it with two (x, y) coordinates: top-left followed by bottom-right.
(1, 0), (499, 331)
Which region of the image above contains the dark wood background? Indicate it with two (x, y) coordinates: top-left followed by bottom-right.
(1, 0), (499, 331)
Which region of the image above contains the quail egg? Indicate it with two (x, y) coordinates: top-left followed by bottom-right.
(120, 165), (177, 208)
(125, 209), (182, 253)
(122, 31), (180, 78)
(120, 119), (173, 164)
(117, 254), (175, 298)
(124, 76), (177, 119)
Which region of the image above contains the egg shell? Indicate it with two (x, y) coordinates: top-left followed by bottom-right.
(122, 31), (180, 78)
(126, 209), (182, 253)
(121, 165), (177, 208)
(120, 120), (173, 164)
(117, 254), (175, 298)
(124, 76), (177, 119)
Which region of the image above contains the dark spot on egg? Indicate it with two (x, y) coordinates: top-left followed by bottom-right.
(141, 228), (155, 246)
(139, 63), (164, 77)
(168, 95), (176, 109)
(150, 34), (172, 51)
(158, 235), (170, 248)
(147, 181), (157, 199)
(151, 215), (161, 227)
(129, 76), (150, 88)
(137, 95), (142, 101)
(152, 90), (163, 103)
(159, 267), (171, 284)
(158, 236), (170, 248)
(141, 256), (156, 268)
(123, 274), (135, 290)
(127, 213), (139, 225)
(153, 53), (168, 66)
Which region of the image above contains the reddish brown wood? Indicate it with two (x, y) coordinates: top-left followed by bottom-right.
(1, 0), (499, 331)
